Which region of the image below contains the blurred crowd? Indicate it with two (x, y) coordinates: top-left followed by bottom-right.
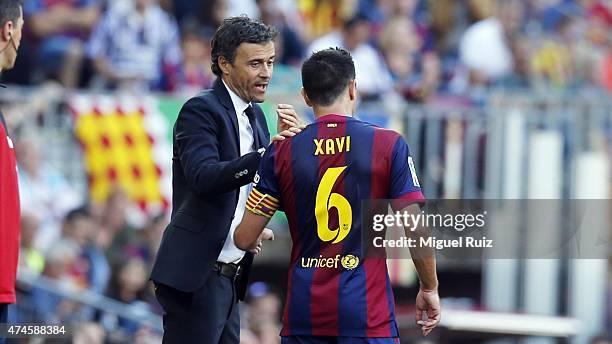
(13, 133), (163, 342)
(0, 0), (610, 104)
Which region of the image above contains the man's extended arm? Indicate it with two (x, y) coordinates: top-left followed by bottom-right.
(176, 98), (263, 195)
(176, 99), (303, 195)
(403, 203), (440, 336)
(234, 211), (274, 253)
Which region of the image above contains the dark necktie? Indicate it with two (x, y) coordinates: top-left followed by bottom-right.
(245, 105), (260, 150)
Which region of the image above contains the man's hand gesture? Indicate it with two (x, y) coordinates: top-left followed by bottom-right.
(415, 288), (441, 336)
(271, 104), (306, 142)
(248, 228), (275, 255)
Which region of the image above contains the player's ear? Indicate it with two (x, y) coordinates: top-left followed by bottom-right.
(348, 79), (357, 101)
(301, 87), (313, 107)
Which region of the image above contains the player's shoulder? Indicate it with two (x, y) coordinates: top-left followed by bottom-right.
(267, 119), (320, 153)
(352, 117), (403, 140)
(373, 125), (402, 139)
(268, 127), (304, 152)
(268, 137), (290, 152)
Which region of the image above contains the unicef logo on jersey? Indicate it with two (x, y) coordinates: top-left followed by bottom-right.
(300, 254), (360, 270)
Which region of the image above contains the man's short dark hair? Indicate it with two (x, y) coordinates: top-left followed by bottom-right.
(301, 48), (356, 106)
(210, 16), (277, 77)
(0, 0), (21, 26)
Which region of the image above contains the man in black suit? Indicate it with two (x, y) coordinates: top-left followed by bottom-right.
(150, 16), (302, 343)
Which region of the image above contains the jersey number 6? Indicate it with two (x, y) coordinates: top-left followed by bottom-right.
(315, 166), (352, 244)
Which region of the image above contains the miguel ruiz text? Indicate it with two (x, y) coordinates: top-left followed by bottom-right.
(372, 236), (493, 249)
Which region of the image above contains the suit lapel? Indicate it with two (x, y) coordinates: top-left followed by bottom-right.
(213, 79), (240, 153)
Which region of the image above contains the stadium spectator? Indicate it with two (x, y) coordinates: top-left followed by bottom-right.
(307, 14), (395, 101)
(453, 0), (525, 98)
(246, 282), (282, 344)
(170, 0), (202, 25)
(30, 240), (81, 323)
(531, 4), (577, 88)
(122, 214), (167, 268)
(25, 0), (100, 88)
(257, 0), (305, 66)
(57, 208), (93, 290)
(97, 187), (137, 265)
(61, 207), (111, 294)
(193, 0), (229, 31)
(589, 1), (612, 28)
(379, 15), (441, 102)
(15, 137), (82, 252)
(358, 0), (431, 44)
(169, 22), (215, 95)
(269, 0), (306, 38)
(583, 1), (612, 89)
(299, 0), (355, 39)
(458, 2), (514, 80)
(87, 0), (182, 91)
(104, 257), (152, 338)
(18, 212), (44, 275)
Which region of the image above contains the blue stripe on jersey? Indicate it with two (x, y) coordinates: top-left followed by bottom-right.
(287, 122), (320, 333)
(385, 272), (399, 337)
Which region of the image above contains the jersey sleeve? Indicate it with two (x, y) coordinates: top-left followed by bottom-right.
(246, 144), (281, 219)
(389, 136), (425, 204)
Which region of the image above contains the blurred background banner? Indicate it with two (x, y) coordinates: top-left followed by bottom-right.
(71, 95), (173, 225)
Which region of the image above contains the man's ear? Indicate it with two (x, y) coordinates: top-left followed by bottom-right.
(218, 56), (231, 75)
(2, 21), (13, 42)
(301, 87), (313, 107)
(348, 79), (357, 101)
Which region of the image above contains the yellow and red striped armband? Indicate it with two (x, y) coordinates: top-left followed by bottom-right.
(246, 188), (280, 218)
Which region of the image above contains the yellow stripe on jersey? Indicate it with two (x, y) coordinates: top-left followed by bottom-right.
(246, 188), (280, 218)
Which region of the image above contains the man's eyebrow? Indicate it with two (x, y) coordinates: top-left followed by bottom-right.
(248, 56), (276, 62)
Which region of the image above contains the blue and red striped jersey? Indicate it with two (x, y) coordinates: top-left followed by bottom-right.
(246, 114), (424, 337)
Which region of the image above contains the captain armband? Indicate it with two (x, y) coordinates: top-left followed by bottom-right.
(246, 188), (280, 218)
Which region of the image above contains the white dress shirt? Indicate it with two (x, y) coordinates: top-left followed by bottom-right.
(217, 80), (255, 263)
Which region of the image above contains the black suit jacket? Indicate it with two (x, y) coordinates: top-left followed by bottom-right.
(150, 79), (270, 293)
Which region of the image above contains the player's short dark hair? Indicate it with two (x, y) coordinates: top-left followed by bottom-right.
(0, 0), (21, 27)
(301, 47), (356, 106)
(210, 16), (277, 77)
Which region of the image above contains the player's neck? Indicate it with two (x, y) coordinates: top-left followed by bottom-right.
(313, 104), (353, 119)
